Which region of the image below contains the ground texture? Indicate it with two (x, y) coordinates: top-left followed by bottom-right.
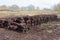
(0, 21), (60, 40)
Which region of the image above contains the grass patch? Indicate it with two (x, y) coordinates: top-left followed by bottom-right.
(46, 29), (53, 33)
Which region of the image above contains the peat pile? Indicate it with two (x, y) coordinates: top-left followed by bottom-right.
(0, 14), (57, 33)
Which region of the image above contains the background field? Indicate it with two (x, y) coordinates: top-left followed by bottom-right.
(0, 10), (58, 18)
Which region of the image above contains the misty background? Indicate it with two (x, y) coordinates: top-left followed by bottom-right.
(0, 0), (60, 13)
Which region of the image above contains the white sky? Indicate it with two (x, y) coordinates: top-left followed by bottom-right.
(0, 0), (60, 9)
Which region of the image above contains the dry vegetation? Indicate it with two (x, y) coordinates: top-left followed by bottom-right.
(0, 10), (58, 18)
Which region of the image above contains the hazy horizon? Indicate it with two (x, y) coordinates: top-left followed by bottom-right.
(0, 0), (60, 9)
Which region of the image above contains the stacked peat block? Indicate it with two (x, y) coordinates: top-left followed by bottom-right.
(0, 14), (57, 33)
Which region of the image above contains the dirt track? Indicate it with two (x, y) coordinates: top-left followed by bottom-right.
(0, 21), (60, 40)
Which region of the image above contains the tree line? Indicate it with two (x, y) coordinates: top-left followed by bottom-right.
(0, 3), (60, 12)
(0, 4), (40, 11)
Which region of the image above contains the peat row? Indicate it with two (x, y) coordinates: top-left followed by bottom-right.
(0, 14), (57, 33)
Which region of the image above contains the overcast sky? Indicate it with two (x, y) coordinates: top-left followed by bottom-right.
(0, 0), (60, 9)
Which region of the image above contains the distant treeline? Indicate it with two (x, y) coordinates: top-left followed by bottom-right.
(0, 4), (40, 11)
(0, 4), (52, 11)
(0, 3), (60, 12)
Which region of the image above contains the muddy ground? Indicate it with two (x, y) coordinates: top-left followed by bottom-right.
(0, 21), (60, 40)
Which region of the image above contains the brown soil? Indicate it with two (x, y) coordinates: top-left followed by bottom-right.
(0, 21), (60, 40)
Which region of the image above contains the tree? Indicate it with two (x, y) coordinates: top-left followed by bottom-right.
(0, 5), (7, 11)
(20, 7), (27, 10)
(27, 4), (35, 10)
(36, 7), (40, 10)
(54, 3), (60, 13)
(43, 8), (51, 10)
(0, 5), (7, 8)
(9, 5), (19, 9)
